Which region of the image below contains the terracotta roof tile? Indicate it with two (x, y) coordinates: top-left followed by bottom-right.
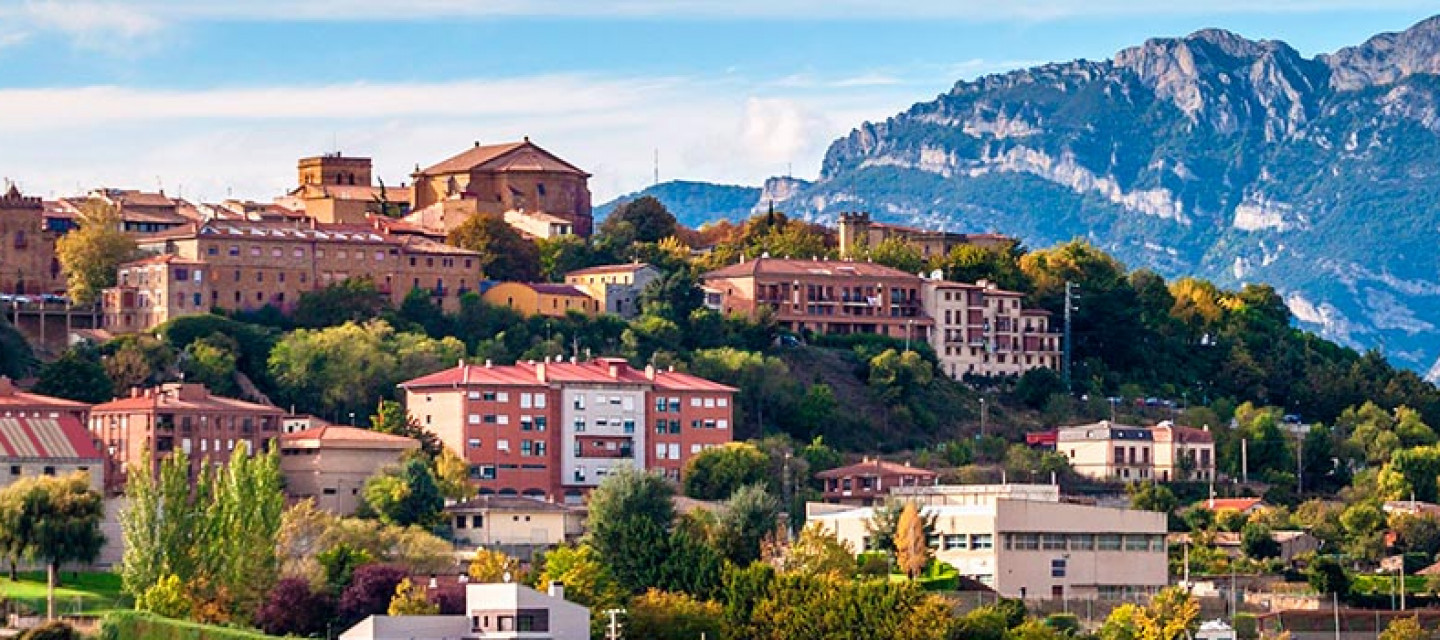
(417, 140), (588, 177)
(1196, 497), (1263, 512)
(0, 377), (90, 410)
(281, 426), (418, 448)
(814, 458), (938, 480)
(564, 263), (653, 277)
(701, 257), (922, 281)
(400, 359), (736, 393)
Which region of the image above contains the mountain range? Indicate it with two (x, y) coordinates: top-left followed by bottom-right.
(599, 15), (1440, 380)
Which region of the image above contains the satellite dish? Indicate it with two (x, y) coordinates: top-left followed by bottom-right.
(930, 269), (943, 281)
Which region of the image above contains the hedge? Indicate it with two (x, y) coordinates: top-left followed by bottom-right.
(98, 611), (281, 640)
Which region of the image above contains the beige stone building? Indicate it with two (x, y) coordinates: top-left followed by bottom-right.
(809, 484), (1169, 599)
(284, 154), (413, 224)
(923, 274), (1060, 379)
(480, 282), (599, 319)
(563, 263), (661, 318)
(280, 425), (419, 515)
(1054, 421), (1216, 483)
(837, 212), (1014, 260)
(406, 139), (594, 237)
(101, 219), (481, 332)
(446, 495), (583, 549)
(0, 185), (65, 295)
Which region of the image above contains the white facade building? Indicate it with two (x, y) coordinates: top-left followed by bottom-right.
(808, 484), (1168, 600)
(559, 385), (646, 489)
(340, 581), (589, 640)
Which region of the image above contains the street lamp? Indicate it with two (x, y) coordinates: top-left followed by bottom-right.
(904, 319), (914, 352)
(348, 412), (356, 426)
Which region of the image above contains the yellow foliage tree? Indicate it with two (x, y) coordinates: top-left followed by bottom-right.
(387, 578), (439, 616)
(433, 447), (475, 502)
(1378, 616), (1434, 640)
(1101, 587), (1199, 640)
(55, 199), (138, 305)
(468, 548), (519, 583)
(782, 522), (855, 578)
(895, 501), (931, 579)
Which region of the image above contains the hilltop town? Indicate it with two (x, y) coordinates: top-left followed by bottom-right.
(3, 139), (1440, 640)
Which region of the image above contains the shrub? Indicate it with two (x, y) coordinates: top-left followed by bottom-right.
(20, 621), (80, 640)
(99, 610), (281, 640)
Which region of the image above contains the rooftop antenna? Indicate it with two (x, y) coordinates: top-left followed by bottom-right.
(653, 148), (659, 186)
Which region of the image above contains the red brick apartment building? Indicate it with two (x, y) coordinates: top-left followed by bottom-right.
(699, 256), (932, 340)
(400, 358), (735, 504)
(89, 383), (284, 493)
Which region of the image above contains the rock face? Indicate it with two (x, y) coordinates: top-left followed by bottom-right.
(770, 15), (1440, 378)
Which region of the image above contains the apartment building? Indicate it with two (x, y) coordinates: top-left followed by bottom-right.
(0, 185), (65, 295)
(809, 484), (1168, 599)
(100, 219), (481, 332)
(480, 282), (599, 318)
(279, 425), (420, 515)
(1054, 421), (1216, 483)
(406, 138), (594, 237)
(700, 256), (931, 340)
(564, 263), (661, 318)
(837, 212), (1013, 260)
(923, 275), (1061, 379)
(59, 189), (196, 234)
(0, 376), (90, 424)
(89, 383), (285, 494)
(815, 457), (938, 505)
(398, 358), (735, 504)
(446, 495), (584, 549)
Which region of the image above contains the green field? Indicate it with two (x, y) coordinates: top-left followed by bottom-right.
(0, 571), (130, 616)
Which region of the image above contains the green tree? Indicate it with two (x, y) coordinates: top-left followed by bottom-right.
(895, 501), (931, 579)
(268, 320), (464, 422)
(625, 589), (723, 640)
(1378, 446), (1440, 503)
(3, 472), (104, 620)
(1128, 482), (1178, 514)
(682, 443), (772, 500)
(864, 498), (936, 552)
(0, 317), (34, 379)
(868, 349), (933, 405)
(715, 484), (780, 566)
(292, 276), (392, 328)
(370, 399), (442, 459)
(585, 466), (677, 595)
(600, 196), (679, 246)
(137, 573), (192, 619)
(781, 523), (854, 578)
(537, 235), (604, 282)
(387, 578), (439, 616)
(363, 458), (444, 528)
(447, 213), (540, 281)
(178, 333), (239, 397)
(1389, 513), (1440, 557)
(1240, 523), (1280, 560)
(55, 199), (137, 305)
(33, 348), (113, 404)
(1014, 367), (1066, 410)
(866, 237), (926, 274)
(1307, 556), (1351, 598)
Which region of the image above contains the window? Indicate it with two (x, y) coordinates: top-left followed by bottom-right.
(718, 398), (728, 407)
(521, 394), (533, 409)
(497, 392), (509, 403)
(690, 397), (701, 407)
(668, 398), (681, 412)
(1124, 535), (1149, 552)
(468, 414), (480, 425)
(468, 438), (481, 449)
(534, 394), (546, 409)
(704, 397), (715, 408)
(1069, 534), (1094, 550)
(521, 416), (533, 431)
(970, 534), (993, 550)
(483, 391), (497, 401)
(573, 418), (585, 432)
(623, 419), (635, 433)
(655, 420), (667, 434)
(535, 417), (546, 431)
(497, 439), (510, 452)
(1012, 534), (1039, 550)
(521, 441), (532, 456)
(468, 391), (480, 400)
(1051, 558), (1067, 578)
(655, 398), (667, 412)
(656, 443), (668, 459)
(497, 415), (509, 425)
(717, 420), (728, 430)
(668, 420), (680, 434)
(668, 443), (679, 459)
(483, 415), (497, 424)
(573, 396), (585, 410)
(1098, 534), (1123, 551)
(944, 535), (967, 550)
(1042, 534), (1066, 550)
(472, 465), (496, 480)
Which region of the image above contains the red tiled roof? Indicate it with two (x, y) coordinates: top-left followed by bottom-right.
(281, 426), (418, 449)
(701, 257), (921, 281)
(400, 359), (736, 393)
(417, 140), (588, 177)
(564, 263), (653, 277)
(526, 283), (590, 297)
(93, 384), (281, 414)
(121, 254), (206, 268)
(1197, 497), (1263, 512)
(0, 377), (89, 411)
(814, 458), (938, 480)
(0, 415), (102, 460)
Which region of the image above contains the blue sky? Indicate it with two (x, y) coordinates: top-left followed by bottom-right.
(0, 1), (1436, 203)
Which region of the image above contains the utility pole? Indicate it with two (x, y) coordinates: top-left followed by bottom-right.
(605, 608), (625, 640)
(980, 396), (987, 438)
(1241, 438), (1248, 485)
(1062, 281), (1076, 392)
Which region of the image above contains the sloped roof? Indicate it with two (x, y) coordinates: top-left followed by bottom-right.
(564, 262), (654, 277)
(400, 359), (736, 393)
(701, 256), (921, 281)
(447, 495), (572, 513)
(0, 376), (90, 411)
(281, 426), (418, 450)
(93, 383), (281, 414)
(814, 458), (938, 480)
(1196, 497), (1264, 512)
(0, 415), (102, 460)
(417, 140), (588, 177)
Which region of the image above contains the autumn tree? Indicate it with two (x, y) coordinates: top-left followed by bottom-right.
(781, 523), (854, 578)
(624, 589), (723, 640)
(387, 578), (440, 615)
(338, 564), (409, 626)
(447, 213), (540, 281)
(55, 199), (137, 305)
(433, 447), (474, 501)
(895, 501), (931, 579)
(468, 549), (520, 583)
(254, 577), (335, 637)
(1379, 616), (1435, 640)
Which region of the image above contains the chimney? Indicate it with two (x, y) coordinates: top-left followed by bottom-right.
(536, 362), (547, 383)
(428, 574), (438, 589)
(484, 359), (493, 368)
(548, 581), (565, 601)
(644, 364), (656, 381)
(0, 376), (13, 396)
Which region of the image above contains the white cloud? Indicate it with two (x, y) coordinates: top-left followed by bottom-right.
(0, 31), (30, 49)
(12, 0), (164, 51)
(0, 74), (926, 203)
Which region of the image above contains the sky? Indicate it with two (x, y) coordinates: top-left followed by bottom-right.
(0, 1), (1437, 204)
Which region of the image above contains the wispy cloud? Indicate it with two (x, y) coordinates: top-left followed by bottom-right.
(0, 73), (927, 202)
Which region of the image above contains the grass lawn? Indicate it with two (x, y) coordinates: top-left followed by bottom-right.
(0, 570), (130, 615)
